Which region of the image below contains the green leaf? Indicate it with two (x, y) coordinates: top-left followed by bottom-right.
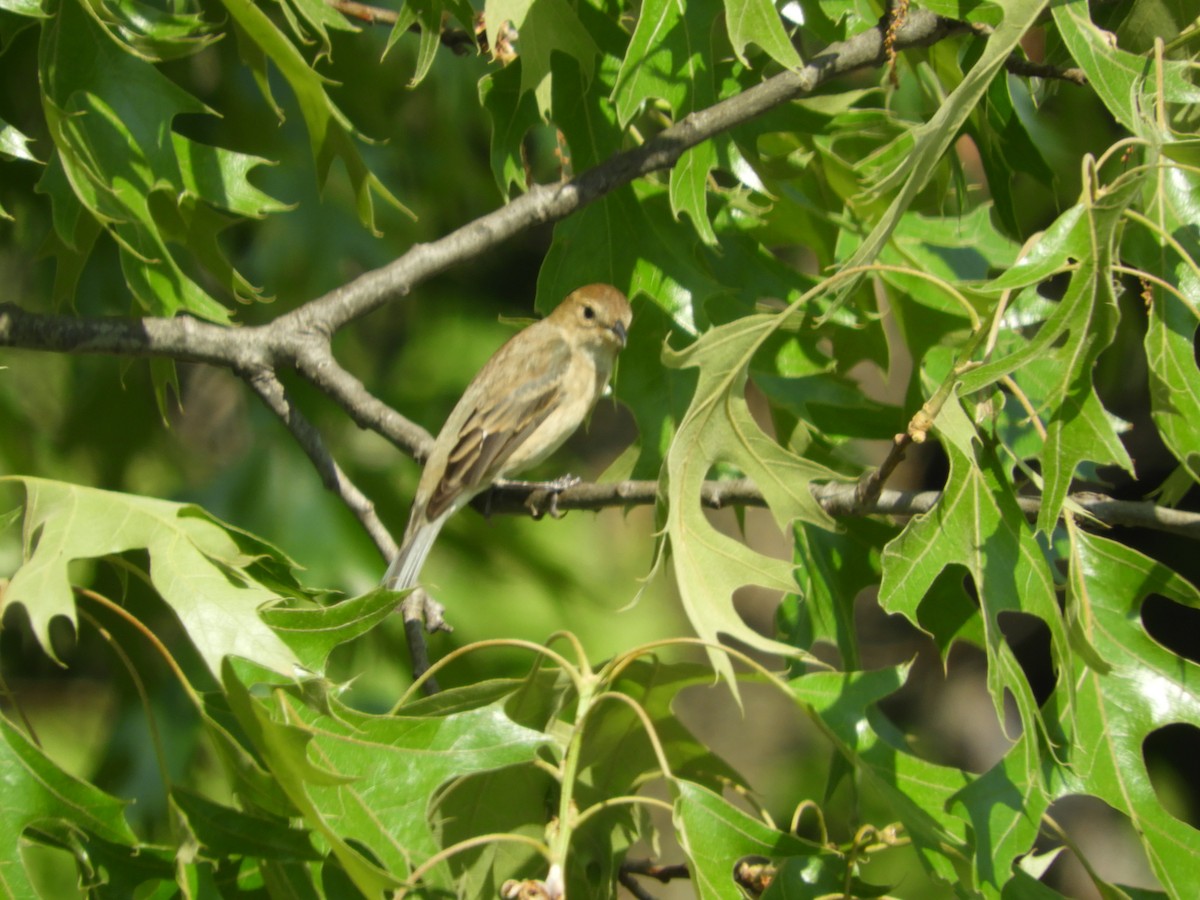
(75, 834), (176, 899)
(786, 519), (896, 669)
(585, 658), (743, 792)
(916, 0), (1003, 25)
(171, 787), (321, 861)
(432, 764), (554, 895)
(279, 0), (358, 51)
(951, 727), (1049, 897)
(789, 665), (974, 887)
(1137, 156), (1200, 485)
(386, 0), (444, 87)
(38, 0), (288, 319)
(479, 61), (542, 197)
(0, 716), (137, 897)
(223, 664), (552, 895)
(611, 0), (726, 244)
(0, 0), (44, 15)
(3, 476), (301, 679)
(878, 395), (1068, 751)
(76, 0), (222, 62)
(722, 0), (802, 72)
(837, 0), (1051, 299)
(969, 73), (1054, 237)
(612, 0), (715, 127)
(484, 0), (600, 118)
(1055, 532), (1200, 898)
(218, 0), (409, 233)
(657, 313), (839, 687)
(1051, 0), (1200, 135)
(672, 779), (824, 900)
(0, 119), (38, 162)
(1146, 292), (1200, 484)
(961, 168), (1141, 530)
(261, 587), (401, 673)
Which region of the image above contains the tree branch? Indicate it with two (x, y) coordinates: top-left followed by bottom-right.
(477, 479), (1200, 540)
(241, 366), (399, 562)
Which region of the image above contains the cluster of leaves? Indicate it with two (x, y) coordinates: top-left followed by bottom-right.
(2, 0), (1200, 897)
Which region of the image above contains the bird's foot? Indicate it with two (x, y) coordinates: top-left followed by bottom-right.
(493, 473), (581, 520)
(399, 588), (452, 634)
(536, 473), (581, 519)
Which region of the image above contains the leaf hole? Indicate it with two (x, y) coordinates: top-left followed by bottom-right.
(1142, 723), (1200, 830)
(1141, 593), (1200, 665)
(732, 584), (789, 648)
(47, 614), (78, 662)
(877, 639), (1010, 772)
(1037, 795), (1161, 896)
(996, 610), (1055, 706)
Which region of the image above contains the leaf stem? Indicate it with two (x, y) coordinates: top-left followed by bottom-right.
(400, 832), (551, 897)
(392, 637), (586, 711)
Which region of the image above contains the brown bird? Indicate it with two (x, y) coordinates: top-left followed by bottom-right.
(384, 284), (633, 590)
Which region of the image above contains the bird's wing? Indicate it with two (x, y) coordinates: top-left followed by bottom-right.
(425, 340), (569, 520)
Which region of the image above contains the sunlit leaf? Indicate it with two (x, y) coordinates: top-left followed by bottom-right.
(879, 395), (1068, 753)
(1056, 532), (1200, 898)
(657, 312), (839, 687)
(4, 476), (301, 678)
(484, 0), (599, 118)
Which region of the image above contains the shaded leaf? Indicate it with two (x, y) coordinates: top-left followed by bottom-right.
(0, 717), (137, 897)
(218, 0), (408, 233)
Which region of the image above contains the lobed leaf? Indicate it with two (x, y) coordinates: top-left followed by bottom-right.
(3, 476), (301, 679)
(1054, 532), (1200, 898)
(658, 313), (839, 687)
(223, 664), (552, 895)
(0, 717), (137, 897)
(484, 0), (600, 119)
(879, 395), (1068, 756)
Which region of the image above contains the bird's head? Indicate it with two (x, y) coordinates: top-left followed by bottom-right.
(553, 283), (632, 352)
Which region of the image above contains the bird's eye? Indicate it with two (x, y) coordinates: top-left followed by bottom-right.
(582, 305), (596, 320)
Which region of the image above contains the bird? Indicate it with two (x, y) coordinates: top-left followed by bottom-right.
(383, 283), (633, 591)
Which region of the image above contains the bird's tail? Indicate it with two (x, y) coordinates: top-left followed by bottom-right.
(382, 519), (444, 591)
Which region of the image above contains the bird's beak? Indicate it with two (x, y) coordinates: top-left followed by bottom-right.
(612, 320), (628, 347)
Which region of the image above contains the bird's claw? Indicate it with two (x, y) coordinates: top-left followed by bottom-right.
(399, 588), (452, 634)
(528, 473), (580, 520)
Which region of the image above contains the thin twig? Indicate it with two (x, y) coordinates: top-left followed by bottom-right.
(617, 870), (658, 900)
(241, 367), (399, 562)
(1004, 55), (1088, 86)
(620, 859), (691, 884)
